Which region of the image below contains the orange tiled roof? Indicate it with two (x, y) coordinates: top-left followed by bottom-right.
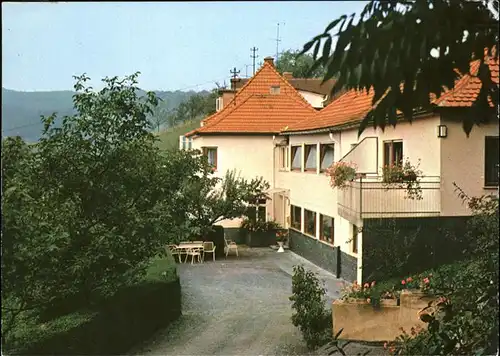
(433, 57), (499, 107)
(185, 61), (317, 136)
(284, 58), (499, 133)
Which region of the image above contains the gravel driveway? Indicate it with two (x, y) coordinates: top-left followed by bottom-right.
(130, 247), (345, 356)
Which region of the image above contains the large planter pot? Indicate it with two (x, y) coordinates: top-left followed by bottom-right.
(245, 230), (277, 247)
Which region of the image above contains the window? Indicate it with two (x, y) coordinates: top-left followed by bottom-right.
(320, 144), (335, 171)
(320, 214), (334, 245)
(291, 146), (302, 171)
(485, 136), (499, 186)
(278, 146), (287, 169)
(304, 144), (317, 171)
(384, 141), (403, 167)
(270, 85), (281, 94)
(352, 224), (358, 254)
(304, 209), (317, 237)
(215, 97), (222, 112)
(291, 205), (301, 230)
(179, 136), (192, 150)
(202, 147), (218, 169)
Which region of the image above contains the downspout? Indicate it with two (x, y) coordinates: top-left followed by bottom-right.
(272, 135), (276, 191)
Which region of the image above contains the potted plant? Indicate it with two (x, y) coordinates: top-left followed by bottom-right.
(240, 218), (283, 247)
(381, 158), (423, 200)
(275, 229), (288, 253)
(325, 161), (357, 189)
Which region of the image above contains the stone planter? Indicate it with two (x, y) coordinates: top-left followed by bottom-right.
(333, 290), (435, 342)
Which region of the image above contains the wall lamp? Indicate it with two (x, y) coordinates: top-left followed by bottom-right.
(437, 125), (448, 138)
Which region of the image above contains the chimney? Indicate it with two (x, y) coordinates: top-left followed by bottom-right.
(283, 72), (293, 80)
(264, 56), (274, 67)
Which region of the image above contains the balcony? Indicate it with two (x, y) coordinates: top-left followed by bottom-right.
(337, 176), (441, 225)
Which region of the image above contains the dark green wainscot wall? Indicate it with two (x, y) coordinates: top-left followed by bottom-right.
(361, 216), (472, 282)
(289, 229), (357, 282)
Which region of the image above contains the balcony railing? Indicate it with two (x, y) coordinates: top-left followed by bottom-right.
(337, 176), (441, 224)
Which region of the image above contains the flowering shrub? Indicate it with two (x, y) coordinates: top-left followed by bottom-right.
(325, 161), (357, 189)
(275, 229), (288, 242)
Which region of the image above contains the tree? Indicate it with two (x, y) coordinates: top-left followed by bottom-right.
(1, 73), (198, 339)
(276, 49), (327, 78)
(149, 105), (168, 132)
(303, 0), (499, 136)
(178, 168), (270, 238)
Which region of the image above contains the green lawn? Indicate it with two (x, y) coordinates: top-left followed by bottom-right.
(155, 118), (202, 151)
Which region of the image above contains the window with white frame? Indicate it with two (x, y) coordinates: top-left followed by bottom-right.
(320, 144), (335, 171)
(291, 145), (302, 171)
(202, 147), (218, 169)
(179, 135), (193, 150)
(215, 97), (222, 112)
(304, 144), (317, 171)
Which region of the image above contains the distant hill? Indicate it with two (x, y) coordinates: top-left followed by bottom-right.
(1, 87), (207, 142)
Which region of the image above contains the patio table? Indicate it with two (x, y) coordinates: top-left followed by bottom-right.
(176, 243), (204, 263)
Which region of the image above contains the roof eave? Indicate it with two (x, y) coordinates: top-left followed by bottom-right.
(281, 109), (436, 136)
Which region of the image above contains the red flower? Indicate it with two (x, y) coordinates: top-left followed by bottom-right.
(406, 277), (413, 282)
(401, 280), (406, 285)
(383, 342), (388, 349)
(423, 277), (430, 284)
(371, 281), (376, 287)
(363, 283), (370, 289)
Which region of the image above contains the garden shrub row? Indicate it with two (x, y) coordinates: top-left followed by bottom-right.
(9, 256), (181, 355)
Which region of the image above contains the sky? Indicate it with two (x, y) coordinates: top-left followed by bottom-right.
(2, 1), (367, 92)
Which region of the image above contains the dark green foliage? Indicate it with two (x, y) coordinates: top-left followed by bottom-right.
(362, 217), (471, 282)
(4, 255), (180, 355)
(276, 49), (327, 78)
(289, 265), (332, 350)
(10, 279), (181, 355)
(303, 0), (498, 136)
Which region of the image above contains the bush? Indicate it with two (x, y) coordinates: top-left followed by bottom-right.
(3, 255), (181, 355)
(289, 265), (332, 350)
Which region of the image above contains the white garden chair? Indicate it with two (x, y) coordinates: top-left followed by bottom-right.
(224, 236), (239, 258)
(203, 241), (217, 262)
(186, 247), (203, 264)
(166, 244), (181, 263)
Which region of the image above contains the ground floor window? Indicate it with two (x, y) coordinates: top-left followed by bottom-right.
(320, 214), (334, 245)
(304, 209), (316, 237)
(291, 205), (301, 230)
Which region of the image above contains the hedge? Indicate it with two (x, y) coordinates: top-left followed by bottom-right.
(7, 255), (181, 355)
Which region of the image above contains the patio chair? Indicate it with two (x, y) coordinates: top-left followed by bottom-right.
(224, 236), (239, 258)
(203, 241), (216, 262)
(166, 244), (181, 263)
(186, 247), (203, 265)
